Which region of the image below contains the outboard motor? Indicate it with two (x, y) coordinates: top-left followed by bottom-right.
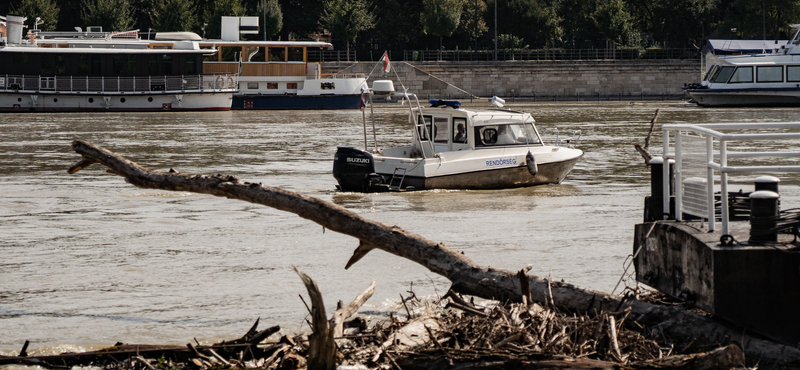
(333, 147), (379, 192)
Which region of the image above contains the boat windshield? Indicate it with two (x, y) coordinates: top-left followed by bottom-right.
(474, 123), (541, 147)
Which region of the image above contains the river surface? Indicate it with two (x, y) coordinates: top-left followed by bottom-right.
(1, 101), (799, 355)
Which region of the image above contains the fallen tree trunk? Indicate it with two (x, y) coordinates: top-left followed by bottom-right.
(68, 140), (800, 367)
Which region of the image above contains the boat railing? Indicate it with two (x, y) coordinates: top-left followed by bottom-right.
(541, 128), (582, 148)
(307, 73), (366, 80)
(661, 122), (800, 235)
(0, 74), (239, 93)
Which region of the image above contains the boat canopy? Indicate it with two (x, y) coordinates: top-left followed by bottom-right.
(703, 39), (788, 55)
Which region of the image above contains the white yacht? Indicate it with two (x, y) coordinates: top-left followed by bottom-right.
(0, 15), (236, 112)
(333, 89), (583, 192)
(684, 25), (800, 107)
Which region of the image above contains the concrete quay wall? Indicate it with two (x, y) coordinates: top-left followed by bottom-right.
(323, 60), (701, 100)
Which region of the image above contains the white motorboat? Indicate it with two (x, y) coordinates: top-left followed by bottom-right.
(684, 25), (800, 107)
(333, 89), (583, 192)
(0, 15), (236, 112)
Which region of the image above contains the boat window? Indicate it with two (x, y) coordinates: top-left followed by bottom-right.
(245, 46), (264, 62)
(756, 66), (783, 82)
(56, 55), (65, 75)
(127, 57), (138, 74)
(475, 124), (541, 147)
(288, 47), (303, 62)
(91, 55), (103, 75)
(452, 118), (467, 144)
(287, 83), (298, 89)
(162, 54), (173, 75)
(247, 82), (259, 89)
(787, 66), (800, 82)
(148, 55), (159, 74)
(222, 46), (241, 61)
(77, 55), (88, 75)
(268, 47), (286, 62)
(728, 66), (753, 83)
(185, 57), (196, 74)
(704, 65), (718, 81)
(417, 115), (433, 141)
(40, 54), (54, 75)
(112, 55), (124, 74)
(712, 66), (735, 83)
(432, 117), (449, 143)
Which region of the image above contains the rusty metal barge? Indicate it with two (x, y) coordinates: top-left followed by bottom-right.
(634, 122), (800, 345)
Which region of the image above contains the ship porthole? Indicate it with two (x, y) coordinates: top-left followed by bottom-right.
(17, 98), (22, 102)
(53, 98), (58, 102)
(89, 98), (94, 103)
(120, 97), (126, 103)
(148, 97), (153, 102)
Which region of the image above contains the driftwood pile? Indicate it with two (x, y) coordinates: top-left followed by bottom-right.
(3, 139), (794, 369)
(0, 285), (744, 370)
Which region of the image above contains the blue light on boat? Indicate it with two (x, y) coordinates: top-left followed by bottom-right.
(429, 99), (461, 108)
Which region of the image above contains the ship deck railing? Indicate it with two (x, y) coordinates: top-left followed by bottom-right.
(661, 122), (800, 235)
(0, 74), (238, 94)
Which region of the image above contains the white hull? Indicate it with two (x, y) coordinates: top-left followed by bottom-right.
(686, 88), (800, 107)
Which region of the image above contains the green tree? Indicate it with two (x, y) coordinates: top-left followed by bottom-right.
(715, 0), (800, 40)
(150, 0), (198, 32)
(370, 0), (423, 44)
(592, 0), (636, 46)
(321, 0), (375, 59)
(495, 0), (562, 49)
(81, 0), (134, 31)
(280, 0), (324, 40)
(11, 0), (60, 31)
(454, 0), (488, 42)
(558, 0), (598, 47)
(259, 0), (283, 39)
(202, 0), (246, 39)
(631, 0), (715, 48)
(421, 0), (462, 56)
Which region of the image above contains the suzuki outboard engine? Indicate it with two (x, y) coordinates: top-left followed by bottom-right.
(332, 147), (380, 192)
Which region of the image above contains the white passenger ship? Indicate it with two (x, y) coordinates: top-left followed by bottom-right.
(684, 25), (800, 107)
(0, 15), (236, 112)
(170, 16), (367, 110)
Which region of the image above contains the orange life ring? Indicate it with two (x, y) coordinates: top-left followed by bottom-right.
(215, 76), (224, 89)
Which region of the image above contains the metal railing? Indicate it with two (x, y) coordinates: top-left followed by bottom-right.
(0, 74), (239, 94)
(661, 122), (800, 235)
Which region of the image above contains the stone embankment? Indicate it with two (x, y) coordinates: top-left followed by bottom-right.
(323, 60), (700, 101)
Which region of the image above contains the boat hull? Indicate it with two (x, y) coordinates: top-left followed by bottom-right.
(686, 88), (800, 107)
(0, 91), (233, 112)
(332, 146), (582, 192)
(233, 94), (362, 110)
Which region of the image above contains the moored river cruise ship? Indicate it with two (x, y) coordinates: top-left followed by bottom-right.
(0, 15), (236, 112)
(684, 24), (800, 107)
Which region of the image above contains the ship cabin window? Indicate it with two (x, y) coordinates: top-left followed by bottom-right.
(220, 46), (239, 61)
(417, 115), (433, 141)
(269, 47), (286, 62)
(149, 55), (160, 74)
(77, 55), (88, 75)
(112, 55), (124, 74)
(247, 82), (259, 89)
(432, 117), (449, 143)
(756, 66), (782, 82)
(162, 54), (173, 74)
(704, 65), (718, 81)
(728, 66), (753, 83)
(474, 123), (541, 148)
(245, 46), (264, 62)
(267, 83), (278, 89)
(185, 58), (196, 74)
(453, 118), (467, 144)
(288, 47), (304, 62)
(287, 83), (298, 89)
(787, 66), (800, 82)
(711, 66), (735, 83)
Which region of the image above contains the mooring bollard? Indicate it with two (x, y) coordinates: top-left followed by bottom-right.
(749, 190), (779, 243)
(754, 175), (780, 194)
(645, 157), (675, 221)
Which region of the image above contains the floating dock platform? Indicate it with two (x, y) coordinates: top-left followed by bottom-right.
(634, 123), (800, 345)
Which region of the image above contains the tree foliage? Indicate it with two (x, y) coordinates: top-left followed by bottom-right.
(81, 0), (134, 31)
(151, 0), (198, 32)
(454, 0), (488, 42)
(202, 0), (246, 38)
(10, 0), (61, 31)
(421, 0), (463, 39)
(321, 0), (375, 45)
(259, 0), (283, 38)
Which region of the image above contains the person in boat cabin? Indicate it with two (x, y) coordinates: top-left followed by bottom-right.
(454, 123), (467, 143)
(496, 125), (516, 145)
